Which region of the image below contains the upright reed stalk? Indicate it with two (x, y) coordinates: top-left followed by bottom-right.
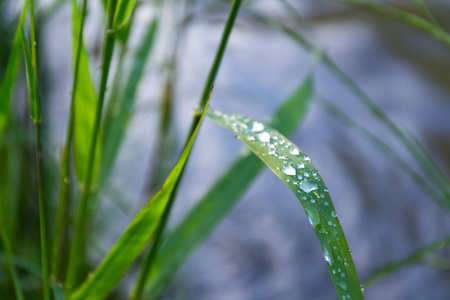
(28, 0), (51, 299)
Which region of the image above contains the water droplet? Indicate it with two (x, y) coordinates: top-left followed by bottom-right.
(327, 221), (333, 226)
(324, 249), (332, 265)
(257, 132), (270, 142)
(305, 207), (320, 227)
(282, 164), (296, 176)
(268, 150), (276, 155)
(290, 148), (300, 155)
(299, 180), (318, 193)
(304, 157), (311, 162)
(337, 281), (348, 291)
(64, 177), (70, 184)
(331, 211), (337, 218)
(297, 162), (305, 168)
(251, 121), (264, 132)
(247, 136), (255, 141)
(360, 285), (365, 293)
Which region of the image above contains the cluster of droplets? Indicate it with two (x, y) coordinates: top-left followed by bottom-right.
(214, 112), (360, 298)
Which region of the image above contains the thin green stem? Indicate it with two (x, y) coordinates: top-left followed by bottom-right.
(364, 236), (450, 287)
(52, 0), (89, 282)
(29, 0), (50, 298)
(65, 0), (118, 292)
(35, 123), (51, 300)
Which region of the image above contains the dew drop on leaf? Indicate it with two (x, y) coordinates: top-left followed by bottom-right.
(299, 180), (318, 193)
(257, 132), (270, 142)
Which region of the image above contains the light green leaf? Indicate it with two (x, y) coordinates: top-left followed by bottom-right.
(71, 0), (100, 187)
(69, 97), (211, 300)
(206, 107), (363, 299)
(145, 77), (314, 298)
(0, 0), (28, 143)
(114, 0), (137, 43)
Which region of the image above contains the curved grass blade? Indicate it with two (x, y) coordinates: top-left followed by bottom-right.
(333, 0), (450, 46)
(68, 99), (211, 300)
(364, 235), (450, 287)
(144, 77), (314, 298)
(207, 109), (363, 300)
(0, 0), (28, 144)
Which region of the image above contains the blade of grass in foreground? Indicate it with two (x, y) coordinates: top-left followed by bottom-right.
(68, 98), (211, 300)
(364, 235), (450, 287)
(333, 0), (450, 46)
(21, 23), (50, 300)
(144, 77), (314, 298)
(207, 109), (363, 300)
(0, 3), (28, 299)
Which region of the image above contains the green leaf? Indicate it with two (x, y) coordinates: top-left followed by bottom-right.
(206, 108), (363, 299)
(0, 0), (28, 143)
(71, 0), (100, 187)
(20, 27), (42, 123)
(68, 98), (211, 300)
(113, 0), (136, 43)
(145, 77), (314, 298)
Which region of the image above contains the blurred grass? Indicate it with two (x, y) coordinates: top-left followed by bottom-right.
(0, 0), (449, 299)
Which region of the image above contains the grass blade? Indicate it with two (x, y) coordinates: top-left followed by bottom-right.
(207, 108), (363, 300)
(0, 0), (28, 144)
(333, 0), (450, 46)
(364, 236), (450, 287)
(69, 97), (211, 300)
(21, 21), (50, 300)
(144, 77), (314, 298)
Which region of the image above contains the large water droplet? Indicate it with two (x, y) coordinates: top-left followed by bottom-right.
(331, 210), (337, 218)
(305, 207), (320, 227)
(257, 132), (270, 142)
(251, 121), (264, 132)
(299, 180), (318, 193)
(282, 164), (296, 176)
(290, 148), (300, 155)
(297, 162), (305, 169)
